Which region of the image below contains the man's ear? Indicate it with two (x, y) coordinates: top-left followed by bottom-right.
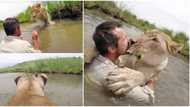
(15, 26), (21, 36)
(108, 46), (117, 54)
(14, 76), (21, 85)
(39, 73), (48, 85)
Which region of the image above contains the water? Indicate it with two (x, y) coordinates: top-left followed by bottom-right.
(84, 10), (189, 106)
(39, 20), (82, 53)
(0, 73), (82, 106)
(0, 19), (82, 53)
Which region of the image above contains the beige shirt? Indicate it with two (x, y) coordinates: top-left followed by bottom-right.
(86, 55), (154, 105)
(0, 36), (41, 53)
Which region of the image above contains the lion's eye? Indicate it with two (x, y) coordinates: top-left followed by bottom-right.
(152, 37), (159, 42)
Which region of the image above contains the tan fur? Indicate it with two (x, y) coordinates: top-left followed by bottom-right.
(84, 47), (99, 63)
(118, 30), (183, 81)
(7, 74), (54, 106)
(31, 3), (55, 25)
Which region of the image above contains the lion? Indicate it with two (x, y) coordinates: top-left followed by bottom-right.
(84, 30), (182, 82)
(31, 3), (55, 26)
(117, 30), (182, 81)
(7, 73), (54, 106)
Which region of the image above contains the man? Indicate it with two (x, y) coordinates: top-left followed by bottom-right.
(87, 21), (156, 105)
(0, 17), (41, 53)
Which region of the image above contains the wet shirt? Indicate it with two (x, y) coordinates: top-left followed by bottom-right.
(0, 36), (41, 53)
(87, 55), (155, 105)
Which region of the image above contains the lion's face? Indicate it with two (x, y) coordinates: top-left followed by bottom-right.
(31, 3), (48, 23)
(31, 4), (41, 18)
(14, 74), (48, 95)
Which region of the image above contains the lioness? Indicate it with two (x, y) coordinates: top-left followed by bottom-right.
(31, 3), (55, 26)
(118, 30), (182, 81)
(7, 73), (54, 106)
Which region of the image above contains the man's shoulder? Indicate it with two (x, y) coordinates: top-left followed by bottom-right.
(88, 55), (112, 71)
(0, 36), (41, 53)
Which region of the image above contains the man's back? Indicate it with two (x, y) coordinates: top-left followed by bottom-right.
(0, 36), (40, 53)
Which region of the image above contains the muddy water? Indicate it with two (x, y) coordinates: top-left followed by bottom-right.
(84, 10), (189, 106)
(38, 20), (82, 53)
(0, 73), (82, 106)
(0, 19), (82, 53)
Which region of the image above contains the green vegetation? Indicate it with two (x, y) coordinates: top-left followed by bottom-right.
(0, 20), (3, 28)
(46, 1), (82, 19)
(84, 1), (189, 58)
(0, 57), (82, 74)
(16, 7), (32, 23)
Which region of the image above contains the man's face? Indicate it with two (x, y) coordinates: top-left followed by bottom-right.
(112, 27), (128, 55)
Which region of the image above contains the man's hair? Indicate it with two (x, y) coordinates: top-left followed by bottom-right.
(3, 18), (20, 36)
(93, 21), (122, 56)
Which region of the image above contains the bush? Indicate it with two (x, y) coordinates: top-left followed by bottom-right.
(16, 7), (32, 23)
(46, 1), (82, 19)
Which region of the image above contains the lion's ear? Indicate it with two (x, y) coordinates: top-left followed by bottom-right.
(39, 74), (48, 85)
(14, 76), (21, 85)
(168, 43), (183, 55)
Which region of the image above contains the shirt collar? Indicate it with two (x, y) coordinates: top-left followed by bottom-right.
(5, 35), (23, 40)
(96, 55), (117, 67)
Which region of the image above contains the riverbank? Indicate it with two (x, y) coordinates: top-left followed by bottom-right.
(0, 1), (82, 26)
(84, 1), (189, 59)
(0, 57), (82, 74)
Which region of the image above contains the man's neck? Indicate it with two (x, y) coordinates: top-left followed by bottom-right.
(105, 53), (119, 63)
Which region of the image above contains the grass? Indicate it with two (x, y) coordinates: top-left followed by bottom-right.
(84, 1), (189, 58)
(0, 57), (83, 74)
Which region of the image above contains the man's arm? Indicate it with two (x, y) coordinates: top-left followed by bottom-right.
(104, 67), (155, 105)
(32, 30), (40, 50)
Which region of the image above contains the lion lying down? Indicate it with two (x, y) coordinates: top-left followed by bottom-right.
(85, 30), (182, 95)
(7, 74), (54, 106)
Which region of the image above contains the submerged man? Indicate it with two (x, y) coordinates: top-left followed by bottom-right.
(87, 21), (156, 105)
(0, 17), (41, 53)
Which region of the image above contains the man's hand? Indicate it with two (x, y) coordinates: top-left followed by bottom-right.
(32, 30), (40, 50)
(32, 31), (39, 41)
(104, 68), (145, 95)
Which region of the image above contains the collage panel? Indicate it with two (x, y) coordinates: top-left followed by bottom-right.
(0, 53), (83, 106)
(0, 0), (83, 106)
(0, 1), (82, 53)
(84, 1), (189, 106)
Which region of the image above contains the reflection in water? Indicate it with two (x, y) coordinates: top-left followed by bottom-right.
(39, 20), (82, 53)
(0, 73), (82, 106)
